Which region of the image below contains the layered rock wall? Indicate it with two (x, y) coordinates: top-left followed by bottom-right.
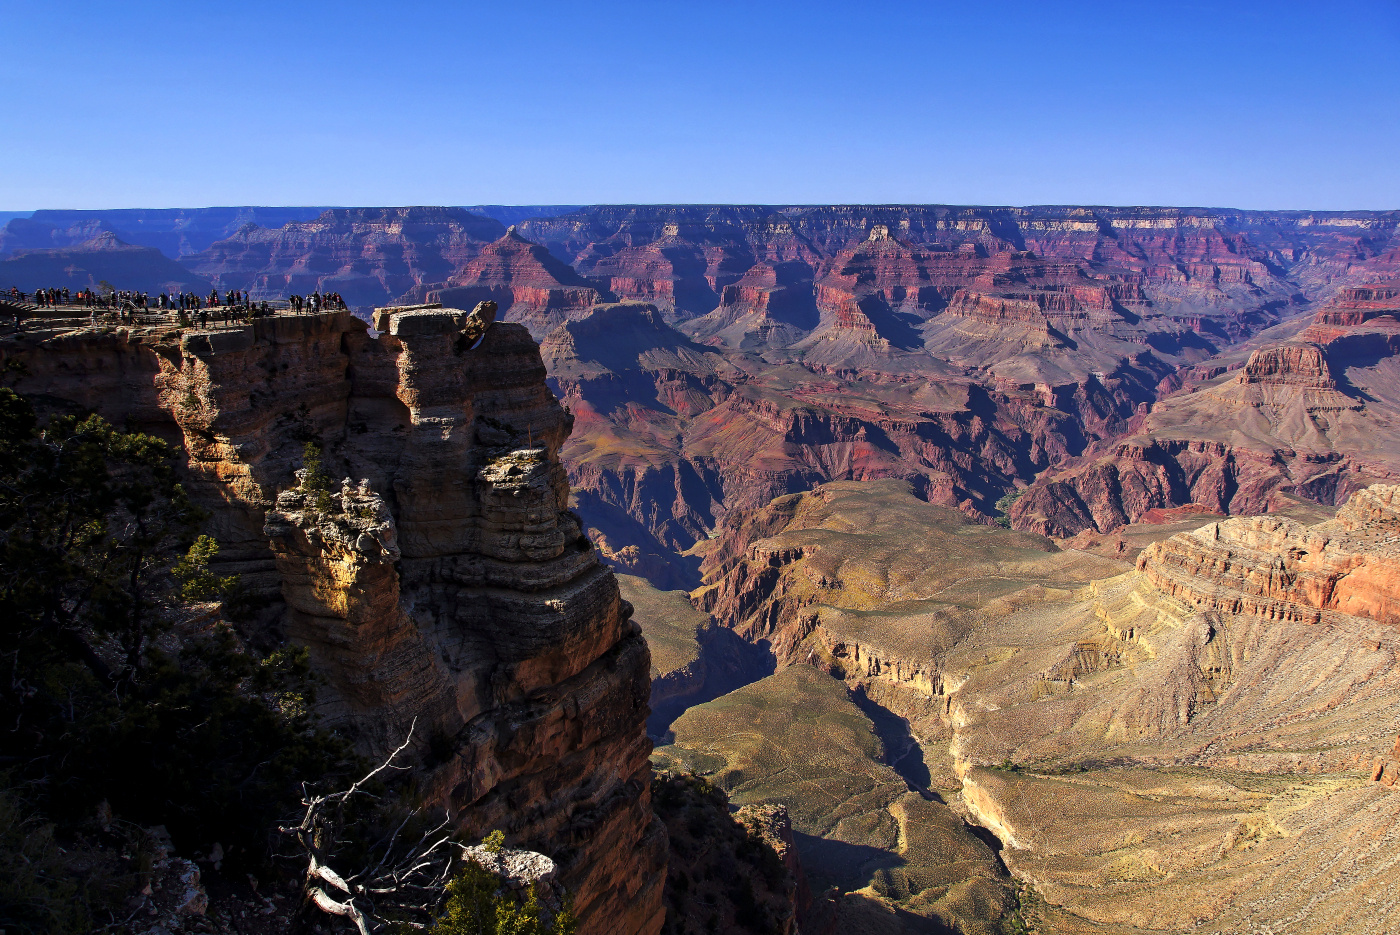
(1012, 291), (1400, 539)
(1137, 484), (1400, 628)
(0, 310), (666, 935)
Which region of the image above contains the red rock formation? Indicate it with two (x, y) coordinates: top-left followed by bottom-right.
(682, 261), (819, 349)
(68, 204), (1400, 587)
(543, 301), (1144, 582)
(424, 228), (608, 338)
(1015, 281), (1400, 537)
(814, 224), (943, 320)
(1310, 282), (1400, 327)
(570, 223), (753, 322)
(1137, 485), (1400, 627)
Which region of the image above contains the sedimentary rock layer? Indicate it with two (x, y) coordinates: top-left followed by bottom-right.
(418, 228), (609, 338)
(1013, 281), (1400, 537)
(178, 207), (506, 308)
(103, 204), (1398, 582)
(0, 309), (665, 935)
(689, 475), (1400, 933)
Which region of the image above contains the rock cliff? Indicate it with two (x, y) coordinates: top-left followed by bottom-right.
(0, 308), (666, 935)
(941, 486), (1400, 933)
(0, 231), (213, 294)
(116, 203), (1400, 582)
(1136, 485), (1400, 627)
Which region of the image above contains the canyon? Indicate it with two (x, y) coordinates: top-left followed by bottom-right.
(7, 202), (1400, 933)
(662, 477), (1400, 932)
(10, 204), (1400, 568)
(1012, 281), (1400, 537)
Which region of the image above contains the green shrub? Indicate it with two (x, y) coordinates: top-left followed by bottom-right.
(172, 534), (239, 602)
(421, 859), (577, 935)
(300, 440), (332, 492)
(994, 488), (1024, 529)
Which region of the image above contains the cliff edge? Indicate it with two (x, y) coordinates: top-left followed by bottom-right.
(0, 308), (666, 935)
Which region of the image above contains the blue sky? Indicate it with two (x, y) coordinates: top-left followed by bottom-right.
(2, 0), (1397, 209)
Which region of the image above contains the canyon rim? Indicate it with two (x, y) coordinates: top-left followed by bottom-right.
(3, 200), (1400, 935)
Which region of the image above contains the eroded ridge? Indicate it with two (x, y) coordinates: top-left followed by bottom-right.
(681, 476), (1400, 932)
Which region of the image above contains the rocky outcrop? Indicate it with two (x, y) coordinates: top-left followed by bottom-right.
(935, 485), (1400, 933)
(1008, 436), (1353, 537)
(458, 843), (570, 922)
(690, 480), (1119, 742)
(681, 261), (819, 349)
(566, 222), (755, 322)
(50, 204), (1400, 590)
(1137, 484), (1400, 628)
(651, 774), (804, 935)
(542, 299), (1175, 588)
(422, 228), (609, 338)
(264, 478), (459, 754)
(1371, 735), (1400, 787)
(685, 477), (1400, 933)
(0, 307), (666, 935)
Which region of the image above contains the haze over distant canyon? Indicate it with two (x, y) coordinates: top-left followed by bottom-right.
(4, 201), (1400, 934)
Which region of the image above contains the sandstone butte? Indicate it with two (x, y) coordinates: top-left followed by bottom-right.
(0, 306), (667, 935)
(665, 477), (1400, 932)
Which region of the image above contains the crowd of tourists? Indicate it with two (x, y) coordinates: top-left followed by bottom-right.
(21, 286), (130, 309)
(4, 285), (350, 327)
(287, 291), (347, 313)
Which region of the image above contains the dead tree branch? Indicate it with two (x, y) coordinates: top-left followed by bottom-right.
(281, 719), (460, 933)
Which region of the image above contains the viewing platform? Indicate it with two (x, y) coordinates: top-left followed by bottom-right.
(0, 299), (350, 339)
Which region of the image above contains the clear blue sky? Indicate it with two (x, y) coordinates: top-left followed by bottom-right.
(3, 0), (1398, 210)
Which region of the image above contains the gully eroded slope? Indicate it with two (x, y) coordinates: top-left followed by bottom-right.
(684, 475), (1400, 933)
(1014, 282), (1400, 536)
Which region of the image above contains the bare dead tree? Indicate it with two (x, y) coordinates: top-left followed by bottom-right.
(281, 719), (459, 934)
